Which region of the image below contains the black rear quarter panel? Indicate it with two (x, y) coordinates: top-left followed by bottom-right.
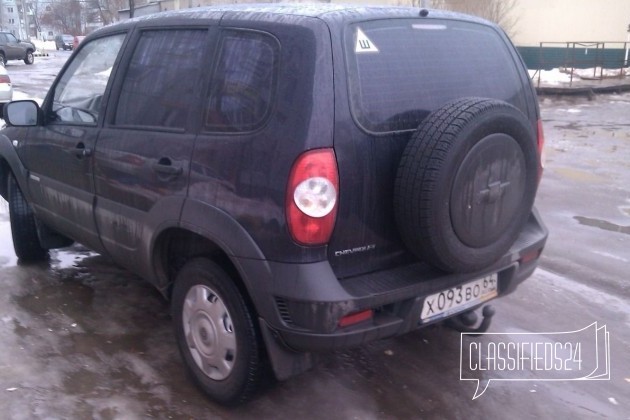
(187, 15), (335, 263)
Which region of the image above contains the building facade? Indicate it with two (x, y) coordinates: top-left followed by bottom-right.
(1, 0), (24, 38)
(508, 0), (630, 69)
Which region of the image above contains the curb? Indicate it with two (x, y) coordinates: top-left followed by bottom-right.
(536, 83), (630, 97)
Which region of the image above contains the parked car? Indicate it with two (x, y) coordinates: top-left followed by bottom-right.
(73, 35), (86, 50)
(0, 5), (547, 406)
(0, 65), (12, 115)
(0, 32), (35, 66)
(55, 34), (74, 50)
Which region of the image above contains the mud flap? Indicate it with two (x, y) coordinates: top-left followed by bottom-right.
(35, 219), (74, 249)
(259, 318), (317, 381)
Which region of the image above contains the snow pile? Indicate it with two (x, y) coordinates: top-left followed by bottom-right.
(528, 69), (574, 85)
(529, 67), (628, 85)
(563, 67), (627, 80)
(29, 39), (56, 54)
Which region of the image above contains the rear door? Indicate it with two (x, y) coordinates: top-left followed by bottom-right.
(94, 27), (216, 270)
(3, 33), (24, 59)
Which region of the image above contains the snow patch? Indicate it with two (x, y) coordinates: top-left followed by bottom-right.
(529, 67), (629, 85)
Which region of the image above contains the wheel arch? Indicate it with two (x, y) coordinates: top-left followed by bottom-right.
(152, 228), (247, 300)
(0, 134), (31, 202)
(150, 199), (270, 318)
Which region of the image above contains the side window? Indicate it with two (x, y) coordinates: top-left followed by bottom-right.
(52, 34), (125, 124)
(205, 30), (278, 132)
(114, 29), (207, 129)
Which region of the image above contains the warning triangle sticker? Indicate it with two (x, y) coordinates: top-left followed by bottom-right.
(355, 28), (379, 53)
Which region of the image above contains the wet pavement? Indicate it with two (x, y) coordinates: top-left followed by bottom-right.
(0, 55), (629, 419)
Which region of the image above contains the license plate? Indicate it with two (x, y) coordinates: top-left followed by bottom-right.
(420, 274), (498, 323)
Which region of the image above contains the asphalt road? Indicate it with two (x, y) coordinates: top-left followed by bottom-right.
(0, 53), (628, 419)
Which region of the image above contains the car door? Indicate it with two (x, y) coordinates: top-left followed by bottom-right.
(94, 27), (214, 271)
(5, 33), (24, 59)
(17, 34), (126, 252)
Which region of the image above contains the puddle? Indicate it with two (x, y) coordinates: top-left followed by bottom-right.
(50, 247), (100, 270)
(554, 168), (607, 183)
(574, 216), (630, 235)
(554, 122), (582, 130)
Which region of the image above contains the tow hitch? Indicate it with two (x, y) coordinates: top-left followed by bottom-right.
(446, 305), (495, 336)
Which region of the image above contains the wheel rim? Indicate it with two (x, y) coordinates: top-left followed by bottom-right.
(182, 284), (237, 380)
(27, 53), (33, 63)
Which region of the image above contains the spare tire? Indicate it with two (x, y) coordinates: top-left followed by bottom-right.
(394, 98), (538, 273)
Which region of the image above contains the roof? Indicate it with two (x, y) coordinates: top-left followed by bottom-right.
(101, 3), (494, 35)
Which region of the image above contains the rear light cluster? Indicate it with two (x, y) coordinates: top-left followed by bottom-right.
(286, 148), (339, 245)
(519, 248), (542, 265)
(0, 75), (10, 84)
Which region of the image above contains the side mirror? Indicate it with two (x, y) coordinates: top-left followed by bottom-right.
(4, 100), (40, 127)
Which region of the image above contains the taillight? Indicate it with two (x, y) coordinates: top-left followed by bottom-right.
(286, 148), (339, 245)
(537, 119), (545, 182)
(0, 75), (10, 84)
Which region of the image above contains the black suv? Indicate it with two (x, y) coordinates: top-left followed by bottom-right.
(54, 34), (74, 51)
(0, 32), (35, 66)
(0, 5), (547, 405)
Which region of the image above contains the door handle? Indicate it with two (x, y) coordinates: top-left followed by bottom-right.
(75, 142), (92, 158)
(152, 158), (183, 176)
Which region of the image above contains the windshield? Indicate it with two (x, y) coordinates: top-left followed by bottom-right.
(345, 19), (527, 133)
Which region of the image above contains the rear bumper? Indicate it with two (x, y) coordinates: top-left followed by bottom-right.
(274, 259), (536, 352)
(248, 209), (547, 353)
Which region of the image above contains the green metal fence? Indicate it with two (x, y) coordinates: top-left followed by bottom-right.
(517, 42), (628, 87)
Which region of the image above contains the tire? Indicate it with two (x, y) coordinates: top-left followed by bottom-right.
(0, 53), (5, 67)
(171, 258), (261, 406)
(24, 50), (34, 65)
(7, 174), (48, 261)
(394, 98), (538, 273)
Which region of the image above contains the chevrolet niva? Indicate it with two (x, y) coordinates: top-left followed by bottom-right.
(0, 4), (547, 405)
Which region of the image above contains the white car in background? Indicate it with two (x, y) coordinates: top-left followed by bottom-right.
(0, 64), (12, 115)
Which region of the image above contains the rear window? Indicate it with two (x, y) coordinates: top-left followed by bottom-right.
(345, 19), (527, 133)
(205, 29), (278, 132)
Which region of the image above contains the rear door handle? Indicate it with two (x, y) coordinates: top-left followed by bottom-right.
(152, 158), (182, 176)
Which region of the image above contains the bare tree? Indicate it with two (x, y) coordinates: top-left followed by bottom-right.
(88, 0), (126, 25)
(395, 0), (423, 6)
(40, 0), (84, 35)
(396, 0), (519, 38)
(435, 0), (519, 37)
